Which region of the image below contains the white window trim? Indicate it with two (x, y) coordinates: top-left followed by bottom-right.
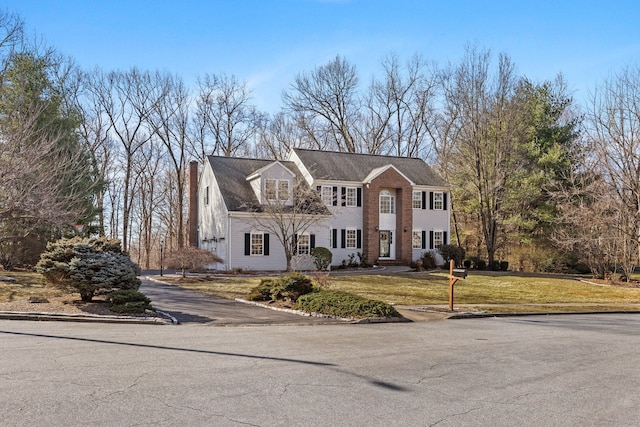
(265, 178), (291, 202)
(251, 232), (264, 256)
(346, 187), (357, 207)
(412, 191), (421, 209)
(433, 192), (444, 210)
(379, 190), (395, 214)
(346, 228), (357, 249)
(412, 230), (422, 249)
(433, 230), (444, 248)
(297, 233), (310, 255)
(321, 186), (333, 206)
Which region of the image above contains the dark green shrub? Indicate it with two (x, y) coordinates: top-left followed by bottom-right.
(295, 290), (400, 318)
(499, 261), (509, 271)
(273, 272), (314, 302)
(439, 244), (466, 267)
(246, 278), (276, 301)
(421, 252), (437, 269)
(489, 260), (501, 271)
(36, 237), (140, 302)
(107, 289), (152, 314)
(245, 273), (316, 302)
(311, 247), (332, 270)
(463, 259), (472, 269)
(475, 259), (487, 270)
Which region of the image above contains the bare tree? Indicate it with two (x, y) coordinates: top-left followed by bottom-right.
(148, 72), (190, 248)
(194, 73), (264, 157)
(244, 178), (328, 271)
(87, 67), (167, 252)
(441, 46), (523, 265)
(363, 53), (438, 158)
(587, 66), (640, 279)
(283, 55), (361, 153)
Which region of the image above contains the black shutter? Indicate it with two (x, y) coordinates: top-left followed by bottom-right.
(429, 192), (434, 210)
(294, 234), (298, 255)
(429, 230), (434, 249)
(310, 234), (316, 249)
(341, 229), (346, 248)
(332, 229), (338, 249)
(356, 229), (362, 249)
(356, 188), (362, 207)
(341, 187), (346, 206)
(443, 231), (448, 245)
(443, 192), (448, 210)
(422, 191), (427, 210)
(264, 233), (270, 256)
(421, 230), (426, 249)
(244, 233), (251, 256)
(316, 185), (321, 192)
(389, 231), (393, 244)
(333, 187), (338, 206)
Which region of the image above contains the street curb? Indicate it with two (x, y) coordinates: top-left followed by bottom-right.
(447, 310), (640, 319)
(0, 311), (176, 325)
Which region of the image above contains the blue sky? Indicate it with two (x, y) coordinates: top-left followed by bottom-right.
(4, 0), (640, 112)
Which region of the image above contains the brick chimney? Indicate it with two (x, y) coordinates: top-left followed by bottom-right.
(188, 160), (199, 247)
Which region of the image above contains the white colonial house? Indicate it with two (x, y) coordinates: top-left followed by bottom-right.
(188, 148), (451, 271)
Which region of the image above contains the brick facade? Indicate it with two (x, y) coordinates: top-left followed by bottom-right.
(362, 168), (413, 265)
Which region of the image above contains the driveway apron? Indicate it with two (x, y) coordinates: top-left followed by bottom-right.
(139, 278), (341, 325)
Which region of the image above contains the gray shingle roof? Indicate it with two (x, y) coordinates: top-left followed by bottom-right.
(207, 156), (293, 211)
(292, 148), (449, 187)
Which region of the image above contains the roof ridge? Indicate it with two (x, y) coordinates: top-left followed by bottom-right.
(293, 147), (422, 161)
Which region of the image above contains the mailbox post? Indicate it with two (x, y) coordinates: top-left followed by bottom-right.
(448, 260), (467, 311)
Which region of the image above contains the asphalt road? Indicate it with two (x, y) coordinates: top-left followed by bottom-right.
(139, 277), (343, 325)
(2, 313), (640, 426)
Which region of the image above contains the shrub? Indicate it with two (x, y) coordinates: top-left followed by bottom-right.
(311, 247), (332, 270)
(499, 261), (509, 271)
(295, 290), (400, 318)
(463, 259), (472, 269)
(439, 244), (466, 267)
(475, 259), (487, 270)
(489, 260), (501, 271)
(107, 289), (152, 313)
(245, 273), (316, 302)
(421, 252), (437, 269)
(164, 246), (222, 277)
(246, 278), (276, 301)
(36, 237), (140, 302)
(272, 272), (314, 302)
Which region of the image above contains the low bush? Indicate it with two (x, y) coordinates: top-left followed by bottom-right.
(311, 247), (332, 270)
(499, 261), (509, 271)
(489, 260), (501, 271)
(421, 252), (437, 269)
(107, 289), (152, 313)
(295, 290), (400, 318)
(245, 272), (316, 302)
(246, 278), (276, 301)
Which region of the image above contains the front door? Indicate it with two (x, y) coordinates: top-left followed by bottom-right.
(379, 230), (391, 258)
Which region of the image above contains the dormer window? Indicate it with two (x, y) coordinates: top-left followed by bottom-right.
(265, 178), (290, 202)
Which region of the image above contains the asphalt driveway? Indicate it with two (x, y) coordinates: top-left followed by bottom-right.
(139, 277), (343, 325)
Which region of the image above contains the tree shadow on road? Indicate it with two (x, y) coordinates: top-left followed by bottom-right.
(1, 329), (410, 392)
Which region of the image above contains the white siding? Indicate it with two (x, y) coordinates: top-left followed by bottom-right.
(227, 216), (331, 271)
(198, 164), (229, 270)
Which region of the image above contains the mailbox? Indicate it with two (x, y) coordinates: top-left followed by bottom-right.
(452, 268), (467, 279)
